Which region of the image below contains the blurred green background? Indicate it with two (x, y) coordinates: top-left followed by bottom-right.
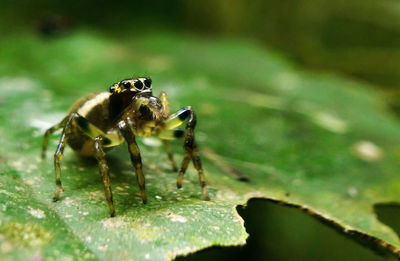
(3, 0), (400, 105)
(1, 0), (400, 260)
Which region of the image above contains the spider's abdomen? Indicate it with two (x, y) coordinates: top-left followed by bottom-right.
(66, 92), (119, 156)
(72, 92), (112, 131)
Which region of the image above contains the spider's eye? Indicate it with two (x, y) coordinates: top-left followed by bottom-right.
(109, 85), (116, 93)
(143, 78), (152, 88)
(134, 80), (144, 90)
(122, 81), (131, 89)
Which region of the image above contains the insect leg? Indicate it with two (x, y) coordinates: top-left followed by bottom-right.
(94, 136), (115, 217)
(173, 106), (209, 200)
(42, 116), (69, 159)
(53, 113), (78, 201)
(118, 120), (147, 204)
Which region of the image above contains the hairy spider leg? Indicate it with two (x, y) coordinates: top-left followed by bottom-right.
(159, 92), (178, 171)
(163, 106), (209, 200)
(118, 120), (147, 204)
(41, 115), (70, 159)
(53, 113), (79, 201)
(94, 136), (115, 217)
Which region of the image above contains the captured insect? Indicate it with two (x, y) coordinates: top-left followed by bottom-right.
(41, 77), (209, 217)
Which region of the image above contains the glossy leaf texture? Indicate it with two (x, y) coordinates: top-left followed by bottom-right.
(1, 30), (400, 260)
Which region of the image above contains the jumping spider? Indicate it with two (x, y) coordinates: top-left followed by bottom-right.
(41, 77), (209, 217)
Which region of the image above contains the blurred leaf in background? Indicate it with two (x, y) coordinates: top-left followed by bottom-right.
(182, 0), (400, 94)
(3, 0), (400, 111)
(1, 1), (400, 260)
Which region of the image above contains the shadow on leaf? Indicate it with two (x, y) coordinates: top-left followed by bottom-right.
(177, 199), (389, 261)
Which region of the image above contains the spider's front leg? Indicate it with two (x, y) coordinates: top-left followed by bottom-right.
(164, 106), (209, 200)
(94, 136), (115, 217)
(118, 119), (147, 204)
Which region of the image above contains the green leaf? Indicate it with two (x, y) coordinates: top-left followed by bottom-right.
(1, 30), (400, 260)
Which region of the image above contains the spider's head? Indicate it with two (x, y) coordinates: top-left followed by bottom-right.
(109, 77), (152, 96)
(108, 77), (155, 121)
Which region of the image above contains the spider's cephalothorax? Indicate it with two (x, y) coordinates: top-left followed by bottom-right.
(41, 77), (209, 217)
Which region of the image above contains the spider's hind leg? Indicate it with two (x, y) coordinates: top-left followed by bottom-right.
(52, 113), (78, 201)
(42, 115), (70, 159)
(163, 106), (209, 200)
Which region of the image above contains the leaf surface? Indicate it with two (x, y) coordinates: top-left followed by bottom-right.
(0, 31), (400, 260)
